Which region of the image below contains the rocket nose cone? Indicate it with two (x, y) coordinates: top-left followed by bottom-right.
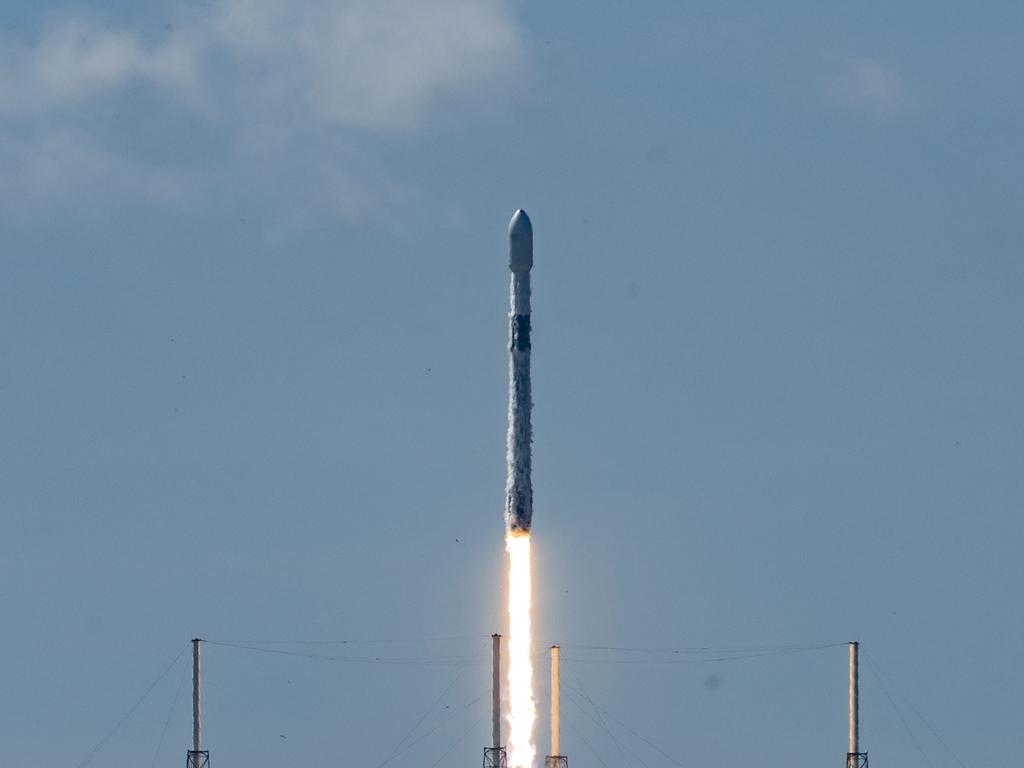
(509, 208), (532, 238)
(508, 209), (533, 272)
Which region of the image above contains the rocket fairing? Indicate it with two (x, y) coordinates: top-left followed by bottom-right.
(505, 209), (534, 534)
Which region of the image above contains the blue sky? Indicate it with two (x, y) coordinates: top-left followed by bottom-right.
(1, 1), (1022, 766)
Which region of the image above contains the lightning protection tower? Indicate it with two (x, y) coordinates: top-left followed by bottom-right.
(846, 641), (867, 768)
(186, 638), (210, 768)
(483, 634), (508, 768)
(545, 645), (568, 768)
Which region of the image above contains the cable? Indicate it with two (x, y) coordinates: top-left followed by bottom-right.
(384, 661), (472, 762)
(558, 641), (844, 654)
(150, 654), (190, 768)
(427, 713), (486, 768)
(75, 644), (188, 768)
(562, 685), (646, 768)
(864, 653), (969, 768)
(863, 655), (933, 766)
(554, 657), (639, 768)
(563, 662), (687, 768)
(561, 710), (613, 768)
(562, 642), (846, 665)
(208, 634), (491, 646)
(204, 640), (484, 665)
(373, 687), (490, 768)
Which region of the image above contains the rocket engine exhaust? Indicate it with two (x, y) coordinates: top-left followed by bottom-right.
(506, 532), (535, 768)
(504, 209), (536, 768)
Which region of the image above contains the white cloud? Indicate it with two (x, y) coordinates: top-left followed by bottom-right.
(0, 0), (522, 127)
(831, 59), (908, 117)
(0, 18), (198, 116)
(212, 0), (522, 131)
(0, 0), (525, 221)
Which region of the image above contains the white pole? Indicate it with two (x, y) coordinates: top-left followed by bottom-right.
(551, 645), (560, 757)
(492, 634), (502, 749)
(193, 638), (202, 756)
(849, 641), (858, 755)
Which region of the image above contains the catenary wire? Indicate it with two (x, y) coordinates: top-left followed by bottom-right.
(427, 713), (486, 768)
(561, 642), (846, 665)
(557, 641), (845, 654)
(551, 655), (640, 768)
(204, 639), (484, 665)
(863, 654), (933, 766)
(563, 661), (687, 768)
(864, 652), (969, 768)
(150, 654), (190, 768)
(561, 710), (613, 768)
(75, 643), (188, 768)
(383, 661), (473, 762)
(373, 687), (490, 768)
(208, 634), (491, 645)
(562, 684), (645, 768)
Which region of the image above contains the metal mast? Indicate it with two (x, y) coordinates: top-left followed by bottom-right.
(484, 634), (508, 768)
(545, 645), (567, 768)
(846, 641), (867, 768)
(187, 638), (210, 768)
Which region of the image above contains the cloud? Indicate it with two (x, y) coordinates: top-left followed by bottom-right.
(0, 18), (197, 117)
(831, 59), (908, 117)
(211, 0), (523, 131)
(0, 0), (525, 221)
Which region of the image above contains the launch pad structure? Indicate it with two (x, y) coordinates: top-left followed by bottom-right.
(171, 634), (865, 768)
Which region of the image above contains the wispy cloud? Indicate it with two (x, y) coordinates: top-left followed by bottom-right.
(211, 0), (523, 132)
(0, 17), (198, 117)
(831, 58), (909, 117)
(0, 0), (525, 222)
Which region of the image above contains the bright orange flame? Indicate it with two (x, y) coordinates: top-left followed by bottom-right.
(506, 531), (535, 768)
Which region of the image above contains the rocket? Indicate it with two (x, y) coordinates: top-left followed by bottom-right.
(505, 209), (534, 534)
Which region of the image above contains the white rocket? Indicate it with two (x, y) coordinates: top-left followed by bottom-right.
(505, 209), (533, 533)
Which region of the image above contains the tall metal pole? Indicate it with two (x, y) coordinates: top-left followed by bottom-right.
(492, 633), (502, 749)
(849, 641), (858, 756)
(545, 645), (567, 768)
(193, 638), (203, 756)
(484, 634), (507, 768)
(551, 645), (560, 757)
(846, 641), (865, 768)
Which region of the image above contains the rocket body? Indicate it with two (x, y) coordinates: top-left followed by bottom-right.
(505, 209), (533, 533)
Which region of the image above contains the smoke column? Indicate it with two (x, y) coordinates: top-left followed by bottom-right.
(505, 209), (535, 768)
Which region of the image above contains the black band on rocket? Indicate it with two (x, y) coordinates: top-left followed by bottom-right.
(510, 314), (531, 351)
